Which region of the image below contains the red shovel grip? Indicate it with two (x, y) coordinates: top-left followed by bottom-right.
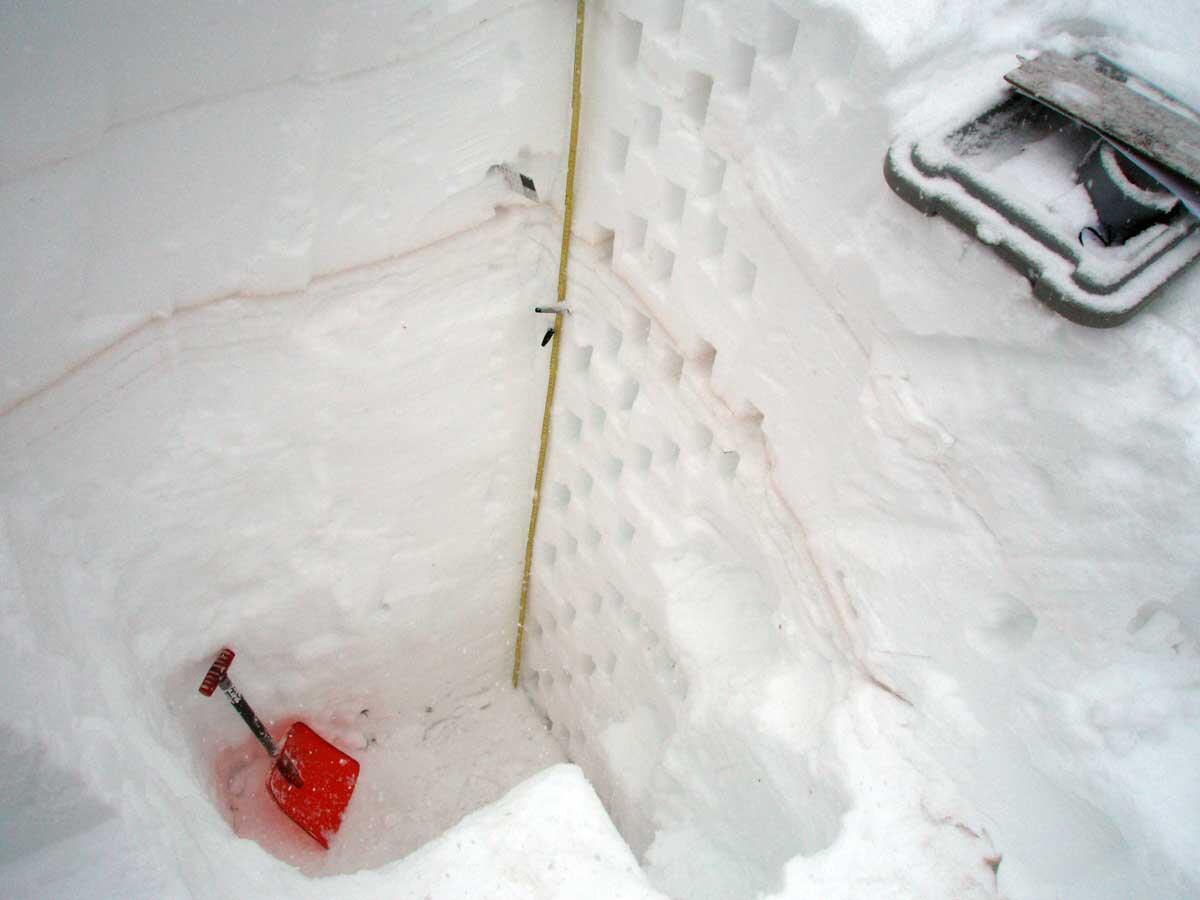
(199, 647), (236, 696)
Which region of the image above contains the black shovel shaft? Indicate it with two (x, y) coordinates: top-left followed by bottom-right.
(219, 677), (303, 788)
(219, 677), (278, 755)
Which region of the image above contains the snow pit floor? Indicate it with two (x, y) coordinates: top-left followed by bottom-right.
(212, 680), (564, 876)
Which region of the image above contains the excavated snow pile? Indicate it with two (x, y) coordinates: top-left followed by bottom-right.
(2, 1), (1200, 899)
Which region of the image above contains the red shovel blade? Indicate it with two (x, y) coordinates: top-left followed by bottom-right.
(266, 722), (359, 849)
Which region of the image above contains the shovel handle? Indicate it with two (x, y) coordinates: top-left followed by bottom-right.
(199, 647), (236, 696)
(197, 647), (304, 789)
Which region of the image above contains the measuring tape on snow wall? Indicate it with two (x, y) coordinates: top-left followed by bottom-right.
(511, 0), (586, 688)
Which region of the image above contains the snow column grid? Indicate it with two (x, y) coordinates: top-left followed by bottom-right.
(517, 6), (853, 896)
(520, 242), (786, 842)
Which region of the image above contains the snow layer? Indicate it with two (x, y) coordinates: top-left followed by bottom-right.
(2, 1), (1200, 899)
(0, 0), (575, 410)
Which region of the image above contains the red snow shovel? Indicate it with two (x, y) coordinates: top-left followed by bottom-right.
(198, 647), (359, 848)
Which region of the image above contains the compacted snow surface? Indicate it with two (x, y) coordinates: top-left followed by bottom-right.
(212, 685), (563, 876)
(2, 1), (1199, 899)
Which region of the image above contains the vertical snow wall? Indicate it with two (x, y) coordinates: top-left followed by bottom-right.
(523, 2), (1200, 899)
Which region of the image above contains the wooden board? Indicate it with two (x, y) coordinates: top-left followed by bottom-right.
(1005, 51), (1200, 186)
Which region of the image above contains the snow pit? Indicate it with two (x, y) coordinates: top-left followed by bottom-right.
(3, 1), (1200, 899)
(1, 206), (572, 871)
(208, 690), (562, 875)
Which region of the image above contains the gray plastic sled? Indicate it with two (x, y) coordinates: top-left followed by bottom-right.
(884, 52), (1200, 327)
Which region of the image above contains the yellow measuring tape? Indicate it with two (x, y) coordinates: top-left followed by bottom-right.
(512, 0), (586, 688)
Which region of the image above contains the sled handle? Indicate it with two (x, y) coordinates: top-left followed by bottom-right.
(199, 647), (236, 696)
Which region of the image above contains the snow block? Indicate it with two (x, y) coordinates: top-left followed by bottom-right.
(391, 765), (667, 900)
